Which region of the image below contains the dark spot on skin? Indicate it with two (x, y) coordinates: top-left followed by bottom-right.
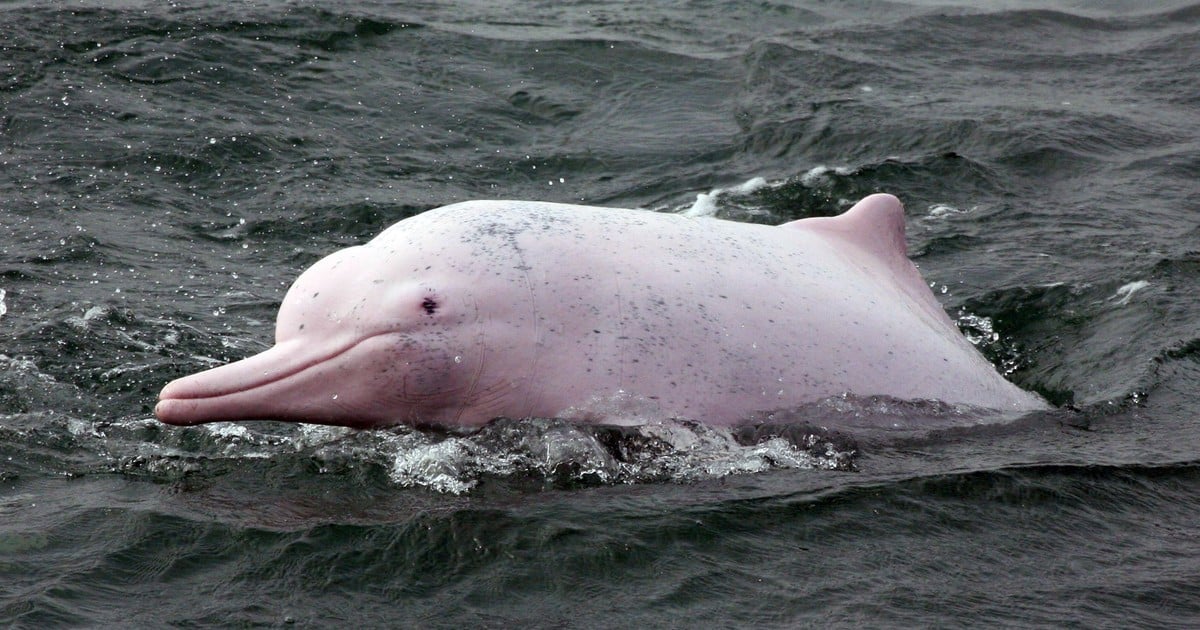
(312, 292), (320, 298)
(422, 297), (439, 315)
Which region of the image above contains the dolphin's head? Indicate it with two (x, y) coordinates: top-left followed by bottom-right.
(155, 240), (518, 429)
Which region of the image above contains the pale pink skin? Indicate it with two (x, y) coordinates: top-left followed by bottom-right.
(155, 194), (1048, 429)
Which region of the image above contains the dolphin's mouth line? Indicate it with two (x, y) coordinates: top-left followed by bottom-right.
(160, 331), (401, 401)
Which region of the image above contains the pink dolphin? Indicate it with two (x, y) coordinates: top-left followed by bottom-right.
(155, 194), (1047, 429)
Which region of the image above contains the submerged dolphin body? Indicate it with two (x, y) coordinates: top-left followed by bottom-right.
(155, 194), (1047, 429)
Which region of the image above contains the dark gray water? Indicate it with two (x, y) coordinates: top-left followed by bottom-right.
(3, 1), (1200, 627)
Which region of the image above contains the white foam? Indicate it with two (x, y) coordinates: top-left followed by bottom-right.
(375, 416), (856, 494)
(729, 176), (768, 194)
(799, 165), (856, 187)
(683, 191), (720, 217)
(390, 438), (475, 494)
(927, 203), (971, 218)
(682, 176), (770, 217)
(204, 423), (253, 441)
(294, 422), (353, 447)
(957, 312), (1000, 345)
(1110, 280), (1149, 306)
(65, 305), (108, 331)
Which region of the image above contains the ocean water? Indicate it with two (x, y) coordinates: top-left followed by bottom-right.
(3, 0), (1200, 626)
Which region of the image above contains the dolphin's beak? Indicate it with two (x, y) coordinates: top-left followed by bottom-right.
(156, 341), (307, 425)
(154, 338), (382, 428)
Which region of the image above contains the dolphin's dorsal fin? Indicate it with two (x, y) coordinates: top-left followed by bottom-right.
(783, 194), (955, 326)
(782, 193), (907, 262)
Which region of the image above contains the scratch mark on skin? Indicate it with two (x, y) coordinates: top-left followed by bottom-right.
(514, 231), (544, 416)
(614, 272), (624, 392)
(455, 294), (489, 425)
(463, 378), (514, 420)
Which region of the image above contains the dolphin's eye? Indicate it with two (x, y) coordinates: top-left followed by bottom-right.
(421, 296), (439, 315)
